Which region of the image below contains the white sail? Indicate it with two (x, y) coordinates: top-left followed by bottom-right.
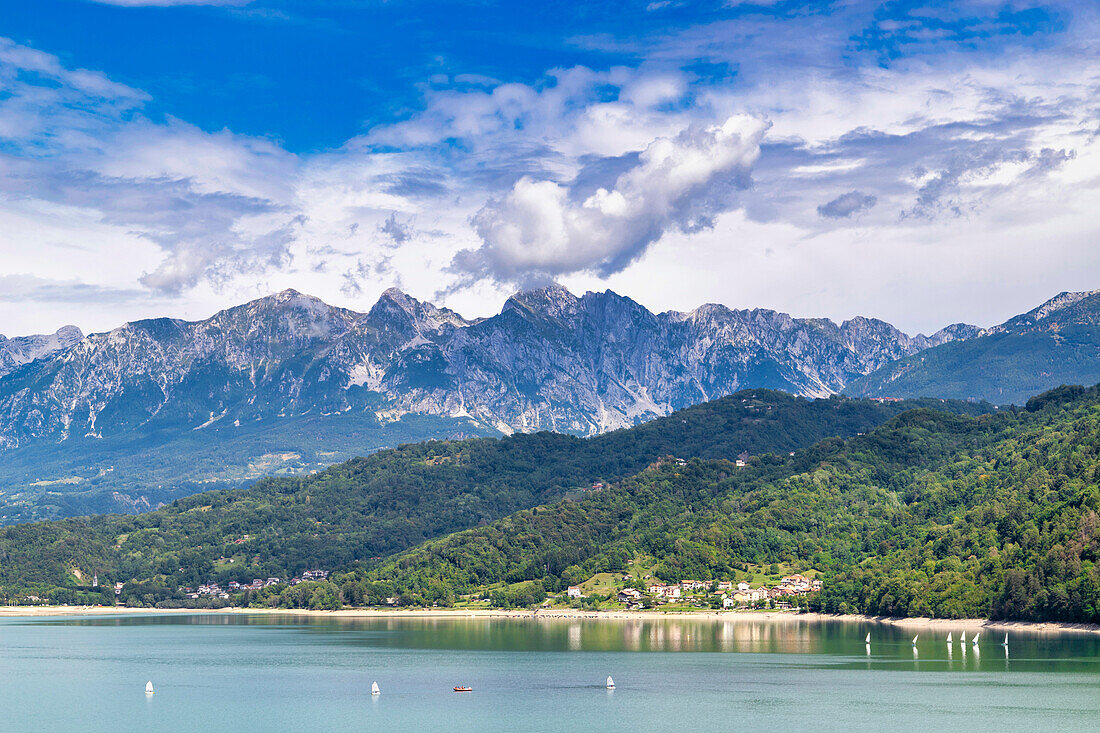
(972, 633), (980, 645)
(912, 634), (918, 645)
(947, 632), (952, 643)
(371, 681), (380, 695)
(145, 681), (154, 695)
(960, 632), (966, 643)
(865, 633), (870, 643)
(606, 676), (615, 689)
(1002, 634), (1009, 646)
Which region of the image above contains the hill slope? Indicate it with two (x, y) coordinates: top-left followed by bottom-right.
(365, 384), (1100, 623)
(847, 290), (1100, 405)
(0, 391), (987, 599)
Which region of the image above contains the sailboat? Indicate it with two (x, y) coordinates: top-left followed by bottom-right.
(911, 634), (919, 646)
(1001, 633), (1009, 647)
(606, 676), (616, 689)
(947, 632), (952, 644)
(972, 632), (980, 645)
(864, 632), (870, 643)
(371, 681), (380, 696)
(960, 631), (966, 644)
(145, 681), (154, 695)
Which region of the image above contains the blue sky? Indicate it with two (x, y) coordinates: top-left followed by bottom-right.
(1, 0), (1097, 335)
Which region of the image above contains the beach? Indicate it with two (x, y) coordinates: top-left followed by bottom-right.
(2, 604), (1098, 634)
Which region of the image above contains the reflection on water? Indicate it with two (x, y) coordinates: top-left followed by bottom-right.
(3, 613), (1100, 732)
(28, 612), (1100, 673)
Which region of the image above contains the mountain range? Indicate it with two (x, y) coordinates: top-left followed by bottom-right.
(0, 284), (1096, 522)
(0, 284), (974, 449)
(846, 288), (1100, 405)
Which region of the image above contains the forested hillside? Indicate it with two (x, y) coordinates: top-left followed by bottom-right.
(363, 385), (1100, 622)
(0, 390), (966, 602)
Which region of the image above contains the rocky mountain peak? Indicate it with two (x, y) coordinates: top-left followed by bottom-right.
(985, 289), (1100, 336)
(1032, 289), (1100, 320)
(0, 325), (85, 378)
(368, 287), (468, 333)
(502, 283), (581, 320)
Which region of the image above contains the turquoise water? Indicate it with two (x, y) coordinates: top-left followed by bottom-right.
(1, 614), (1098, 731)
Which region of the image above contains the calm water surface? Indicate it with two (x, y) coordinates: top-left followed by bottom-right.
(1, 614), (1097, 731)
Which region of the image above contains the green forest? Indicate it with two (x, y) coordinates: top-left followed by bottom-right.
(0, 390), (964, 605)
(364, 385), (1100, 622)
(9, 385), (1100, 623)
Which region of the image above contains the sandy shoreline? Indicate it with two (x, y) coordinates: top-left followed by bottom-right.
(1, 605), (1097, 634)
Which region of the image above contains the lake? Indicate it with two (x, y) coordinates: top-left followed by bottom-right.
(1, 613), (1097, 731)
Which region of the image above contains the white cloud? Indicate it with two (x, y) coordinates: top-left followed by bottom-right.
(456, 115), (768, 282)
(2, 2), (1100, 337)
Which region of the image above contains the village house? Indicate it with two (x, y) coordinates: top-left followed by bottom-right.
(567, 586), (584, 598)
(648, 584), (682, 599)
(617, 588), (643, 603)
(717, 581), (733, 591)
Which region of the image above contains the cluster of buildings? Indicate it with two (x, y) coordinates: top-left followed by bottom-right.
(722, 575), (823, 609)
(567, 573), (823, 610)
(179, 570), (330, 600)
(180, 583), (233, 600)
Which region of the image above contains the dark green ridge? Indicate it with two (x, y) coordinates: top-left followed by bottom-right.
(0, 390), (986, 603)
(363, 383), (1100, 623)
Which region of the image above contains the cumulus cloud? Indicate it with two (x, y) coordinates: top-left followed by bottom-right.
(454, 115), (768, 282)
(3, 1), (1100, 336)
(818, 190), (877, 218)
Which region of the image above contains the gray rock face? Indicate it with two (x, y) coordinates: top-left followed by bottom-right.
(0, 286), (975, 448)
(0, 325), (83, 379)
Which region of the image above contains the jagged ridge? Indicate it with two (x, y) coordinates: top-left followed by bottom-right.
(0, 285), (976, 449)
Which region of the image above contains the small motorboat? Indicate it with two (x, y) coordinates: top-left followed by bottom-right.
(453, 686), (473, 692)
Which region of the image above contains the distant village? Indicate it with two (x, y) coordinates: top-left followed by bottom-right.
(567, 574), (822, 610)
(177, 570), (330, 600)
(99, 570), (331, 601)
